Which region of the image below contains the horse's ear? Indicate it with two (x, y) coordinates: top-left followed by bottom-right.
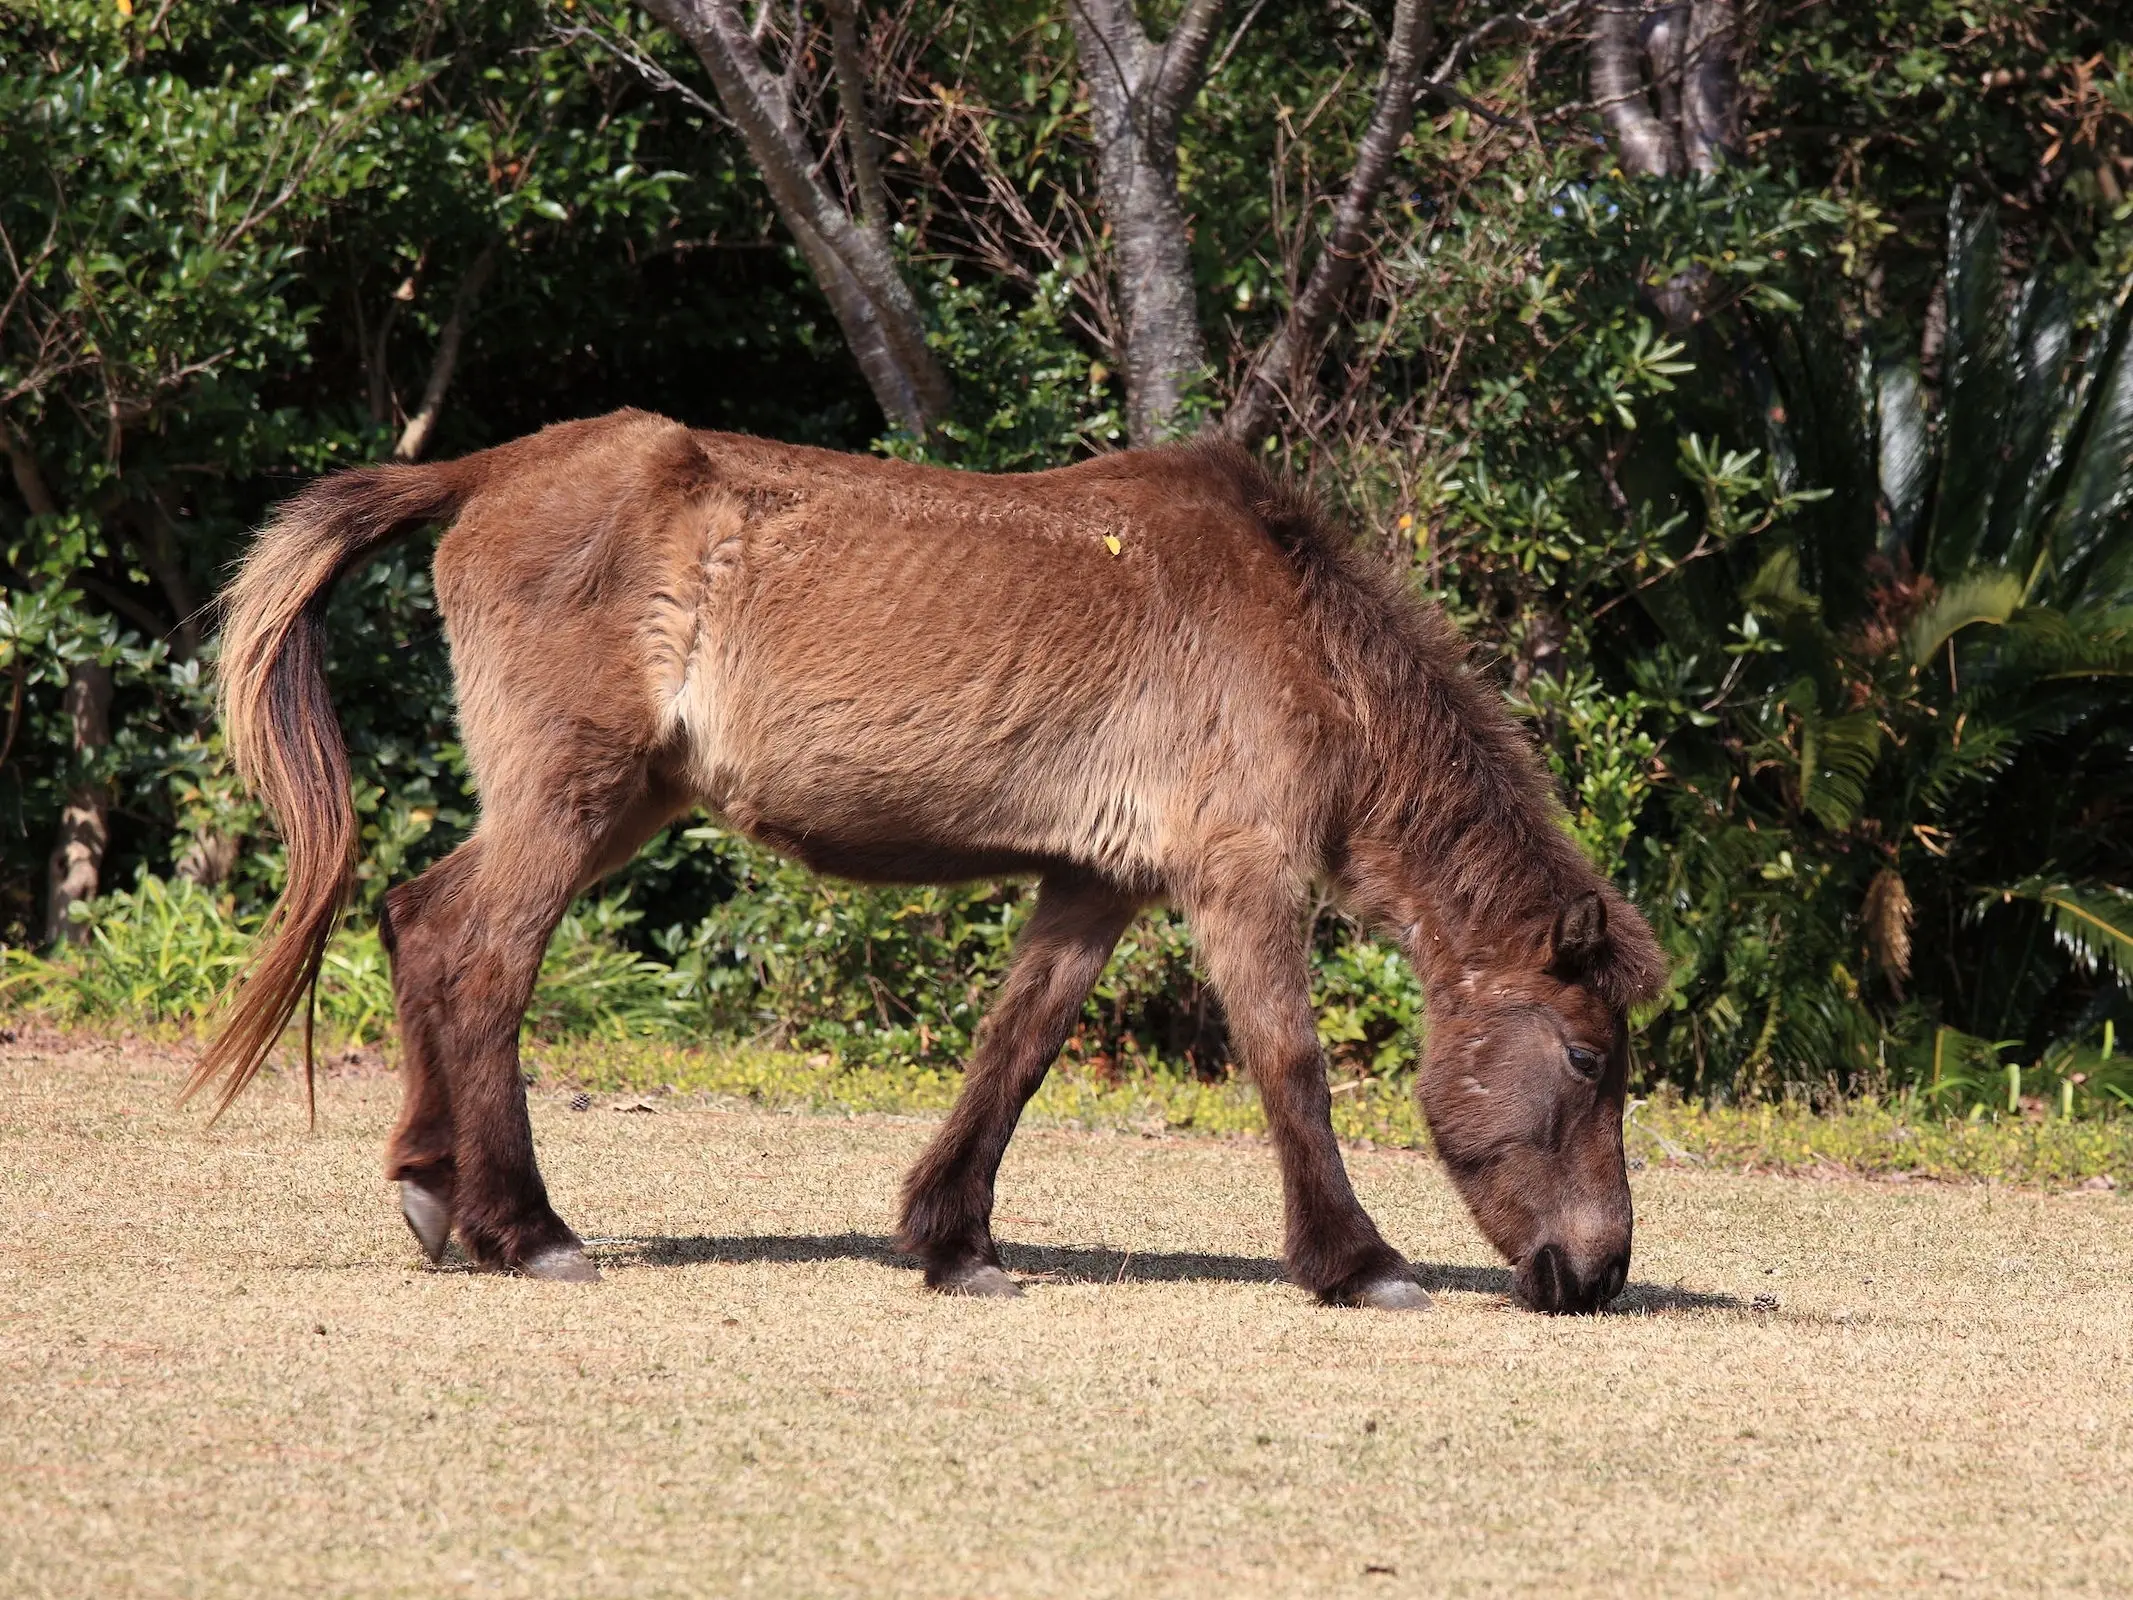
(1547, 892), (1609, 982)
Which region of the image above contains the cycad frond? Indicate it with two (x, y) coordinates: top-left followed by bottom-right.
(1984, 276), (2078, 569)
(1789, 681), (1882, 831)
(2001, 605), (2133, 681)
(1875, 358), (1933, 553)
(1924, 194), (2013, 578)
(1913, 716), (2019, 813)
(2044, 288), (2133, 608)
(1905, 570), (2022, 667)
(1988, 879), (2133, 986)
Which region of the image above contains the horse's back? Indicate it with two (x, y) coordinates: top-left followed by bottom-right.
(684, 434), (1344, 883)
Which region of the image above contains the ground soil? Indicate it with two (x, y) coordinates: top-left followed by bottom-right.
(4, 1040), (2129, 1598)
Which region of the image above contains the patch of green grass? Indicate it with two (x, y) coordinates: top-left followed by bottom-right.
(524, 1037), (2132, 1190)
(9, 878), (2127, 1190)
(1627, 1095), (2133, 1189)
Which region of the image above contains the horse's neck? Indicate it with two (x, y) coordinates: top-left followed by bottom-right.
(1342, 829), (1557, 996)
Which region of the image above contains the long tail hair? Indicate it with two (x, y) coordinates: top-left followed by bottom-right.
(185, 460), (475, 1120)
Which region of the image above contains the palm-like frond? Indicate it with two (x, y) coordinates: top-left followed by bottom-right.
(2043, 289), (2133, 608)
(1785, 678), (1882, 831)
(1984, 275), (2078, 569)
(1905, 570), (2022, 666)
(2000, 605), (2133, 681)
(1600, 189), (2130, 1097)
(1924, 194), (2013, 578)
(1911, 714), (2019, 814)
(1876, 358), (1932, 554)
(1988, 879), (2133, 987)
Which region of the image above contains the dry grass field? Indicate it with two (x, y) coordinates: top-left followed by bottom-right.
(3, 1038), (2129, 1598)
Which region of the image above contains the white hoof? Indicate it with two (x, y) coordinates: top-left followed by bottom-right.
(1353, 1274), (1433, 1312)
(933, 1262), (1023, 1298)
(521, 1244), (601, 1283)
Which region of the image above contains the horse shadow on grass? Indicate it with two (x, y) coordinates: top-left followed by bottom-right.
(593, 1232), (1742, 1315)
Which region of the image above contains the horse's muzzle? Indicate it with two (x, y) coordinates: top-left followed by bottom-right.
(1515, 1241), (1629, 1314)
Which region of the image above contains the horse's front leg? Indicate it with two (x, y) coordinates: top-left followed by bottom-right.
(1187, 872), (1430, 1310)
(896, 871), (1140, 1296)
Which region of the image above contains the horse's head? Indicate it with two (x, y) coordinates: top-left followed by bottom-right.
(1413, 892), (1645, 1313)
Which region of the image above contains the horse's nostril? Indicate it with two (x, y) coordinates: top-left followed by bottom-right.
(1524, 1243), (1566, 1313)
(1521, 1243), (1627, 1314)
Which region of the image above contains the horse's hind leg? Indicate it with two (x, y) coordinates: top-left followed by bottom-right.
(382, 781), (683, 1279)
(1186, 871), (1429, 1310)
(378, 843), (483, 1262)
(897, 871), (1139, 1296)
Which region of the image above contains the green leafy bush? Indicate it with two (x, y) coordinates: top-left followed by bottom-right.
(2, 873), (703, 1050)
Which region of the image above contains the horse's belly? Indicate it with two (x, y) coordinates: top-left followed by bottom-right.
(676, 658), (1177, 886)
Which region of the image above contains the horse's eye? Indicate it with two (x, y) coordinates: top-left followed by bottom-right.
(1566, 1046), (1604, 1080)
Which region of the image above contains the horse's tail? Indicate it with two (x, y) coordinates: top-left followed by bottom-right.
(185, 459), (478, 1121)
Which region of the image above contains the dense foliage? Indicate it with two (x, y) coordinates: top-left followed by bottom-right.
(3, 1), (2128, 1113)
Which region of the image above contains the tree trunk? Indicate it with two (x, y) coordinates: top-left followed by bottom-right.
(825, 0), (891, 244)
(1590, 1), (1679, 177)
(1066, 0), (1226, 445)
(1589, 0), (1739, 179)
(3, 419), (59, 519)
(1679, 0), (1739, 176)
(642, 0), (951, 438)
(175, 829), (239, 889)
(45, 661), (113, 945)
(6, 423), (116, 943)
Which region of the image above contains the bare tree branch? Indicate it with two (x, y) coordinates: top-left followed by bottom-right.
(906, 83), (1121, 358)
(1643, 2), (1685, 138)
(553, 9), (734, 128)
(1205, 0), (1270, 85)
(1149, 0), (1227, 120)
(824, 0), (892, 243)
(395, 245), (498, 464)
(1428, 0), (1589, 86)
(1226, 0), (1434, 446)
(642, 0), (951, 435)
(1417, 78), (1522, 128)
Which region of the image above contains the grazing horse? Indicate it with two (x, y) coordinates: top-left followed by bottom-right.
(193, 409), (1665, 1313)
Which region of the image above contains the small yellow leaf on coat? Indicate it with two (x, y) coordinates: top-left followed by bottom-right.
(116, 0), (133, 13)
(1103, 535), (1122, 556)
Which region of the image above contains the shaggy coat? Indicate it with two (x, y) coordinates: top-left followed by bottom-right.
(196, 410), (1664, 1311)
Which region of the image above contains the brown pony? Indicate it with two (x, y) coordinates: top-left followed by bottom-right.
(191, 409), (1665, 1312)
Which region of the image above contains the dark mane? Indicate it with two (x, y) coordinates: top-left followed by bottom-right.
(1184, 437), (1665, 1011)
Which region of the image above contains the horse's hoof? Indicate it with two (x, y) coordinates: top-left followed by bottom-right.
(398, 1181), (451, 1265)
(932, 1262), (1023, 1298)
(520, 1244), (601, 1283)
(1349, 1274), (1433, 1312)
